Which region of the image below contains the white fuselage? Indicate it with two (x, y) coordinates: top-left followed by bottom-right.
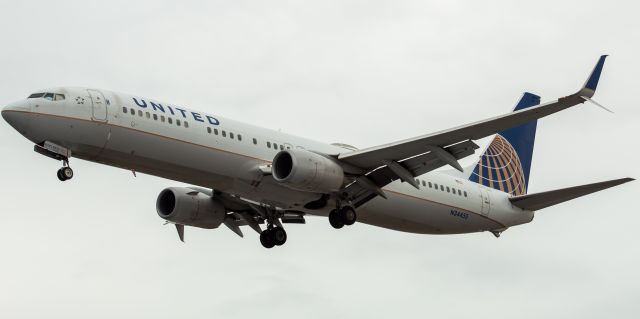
(2, 87), (534, 235)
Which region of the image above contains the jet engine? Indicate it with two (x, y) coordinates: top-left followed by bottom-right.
(156, 187), (226, 229)
(272, 149), (345, 193)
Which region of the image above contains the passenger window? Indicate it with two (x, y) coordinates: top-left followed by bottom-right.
(446, 187), (450, 193)
(207, 127), (212, 134)
(464, 191), (468, 197)
(54, 94), (65, 101)
(253, 138), (257, 145)
(458, 189), (462, 196)
(273, 143), (278, 150)
(280, 145), (284, 150)
(168, 118), (173, 124)
(434, 183), (438, 189)
(214, 128), (219, 135)
(161, 115), (165, 122)
(440, 185), (444, 191)
(138, 110), (143, 117)
(122, 107), (127, 113)
(428, 182), (432, 188)
(222, 130), (226, 137)
(184, 121), (188, 128)
(238, 134), (242, 141)
(130, 108), (135, 115)
(44, 93), (54, 101)
(146, 112), (150, 119)
(267, 142), (271, 148)
(176, 119), (181, 126)
(422, 180), (426, 187)
(153, 114), (158, 121)
(230, 132), (234, 139)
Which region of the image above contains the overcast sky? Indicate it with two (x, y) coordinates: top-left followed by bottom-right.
(0, 1), (638, 318)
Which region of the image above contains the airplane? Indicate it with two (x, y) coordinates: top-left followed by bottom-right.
(2, 55), (633, 248)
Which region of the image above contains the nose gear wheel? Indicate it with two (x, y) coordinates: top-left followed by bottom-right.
(57, 160), (74, 182)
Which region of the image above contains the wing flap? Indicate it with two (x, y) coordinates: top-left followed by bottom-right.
(509, 178), (634, 211)
(345, 140), (478, 207)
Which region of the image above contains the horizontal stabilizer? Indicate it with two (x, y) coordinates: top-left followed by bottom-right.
(509, 178), (634, 211)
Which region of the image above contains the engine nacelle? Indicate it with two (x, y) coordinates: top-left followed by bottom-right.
(156, 187), (226, 229)
(272, 149), (345, 193)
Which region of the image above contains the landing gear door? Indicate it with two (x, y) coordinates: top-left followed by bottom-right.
(87, 89), (107, 122)
(480, 188), (491, 216)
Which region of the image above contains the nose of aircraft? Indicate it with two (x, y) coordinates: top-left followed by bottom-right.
(2, 100), (31, 134)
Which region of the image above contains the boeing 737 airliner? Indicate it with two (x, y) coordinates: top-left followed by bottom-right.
(2, 56), (633, 248)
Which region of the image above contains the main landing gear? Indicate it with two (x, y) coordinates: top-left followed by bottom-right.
(259, 226), (287, 249)
(56, 159), (74, 182)
(329, 206), (357, 229)
(259, 207), (288, 249)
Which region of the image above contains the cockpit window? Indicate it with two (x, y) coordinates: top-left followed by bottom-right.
(27, 92), (66, 101)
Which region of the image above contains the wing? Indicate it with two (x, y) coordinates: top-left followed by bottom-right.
(338, 56), (609, 206)
(339, 56), (607, 170)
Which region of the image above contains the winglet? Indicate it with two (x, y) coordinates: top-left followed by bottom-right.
(581, 55), (608, 97)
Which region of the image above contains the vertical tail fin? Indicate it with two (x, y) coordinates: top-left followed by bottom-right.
(468, 93), (540, 195)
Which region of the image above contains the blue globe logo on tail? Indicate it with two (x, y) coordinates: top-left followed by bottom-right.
(468, 92), (540, 196)
(470, 134), (527, 196)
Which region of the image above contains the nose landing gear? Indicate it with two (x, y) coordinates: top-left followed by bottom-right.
(33, 142), (75, 182)
(56, 160), (74, 182)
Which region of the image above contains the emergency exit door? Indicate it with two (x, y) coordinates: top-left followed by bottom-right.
(480, 188), (491, 216)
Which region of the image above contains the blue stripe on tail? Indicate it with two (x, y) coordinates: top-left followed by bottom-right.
(468, 93), (540, 195)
